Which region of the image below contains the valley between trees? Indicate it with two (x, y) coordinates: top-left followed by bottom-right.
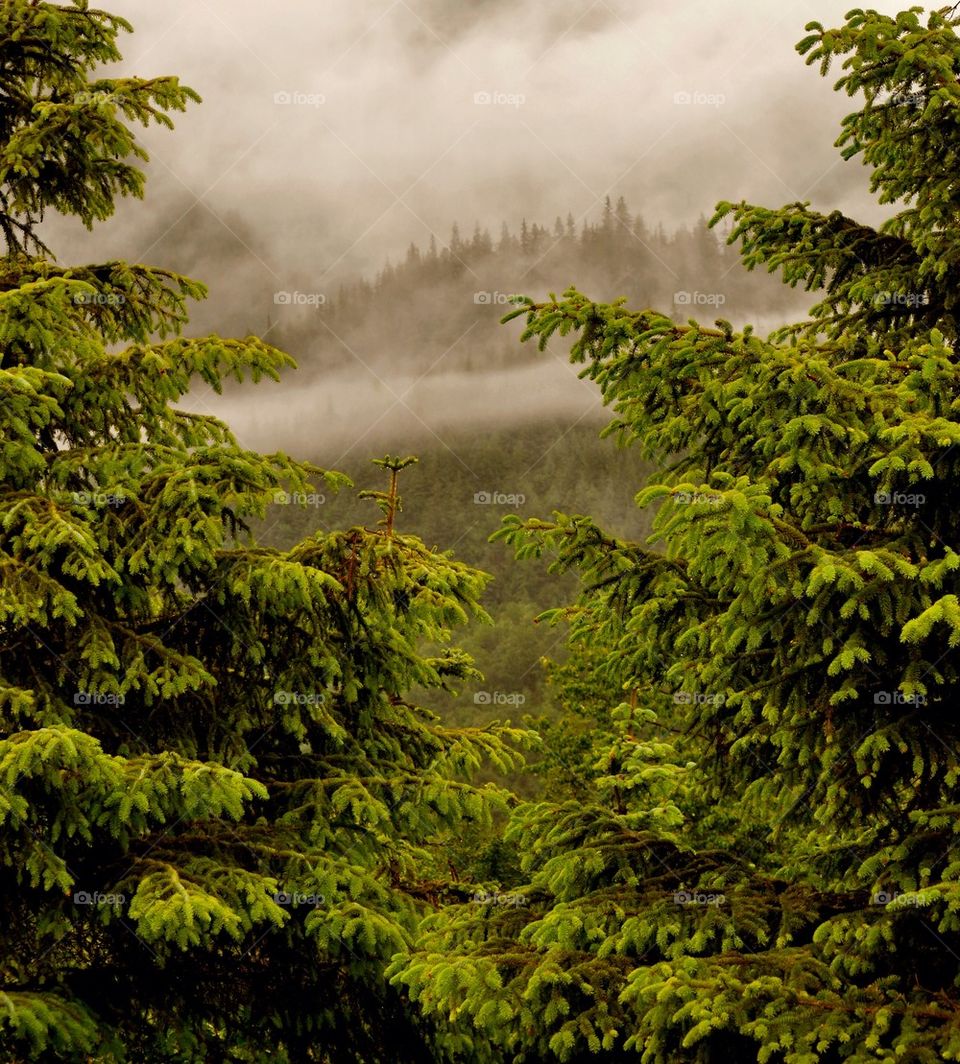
(3, 3), (960, 1062)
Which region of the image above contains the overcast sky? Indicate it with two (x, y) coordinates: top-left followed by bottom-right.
(46, 0), (914, 457)
(53, 0), (910, 278)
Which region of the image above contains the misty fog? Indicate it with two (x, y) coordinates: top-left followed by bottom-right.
(40, 0), (908, 457)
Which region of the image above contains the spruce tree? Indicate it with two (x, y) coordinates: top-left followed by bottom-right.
(392, 5), (960, 1061)
(0, 2), (526, 1060)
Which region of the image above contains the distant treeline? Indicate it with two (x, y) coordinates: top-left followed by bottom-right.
(338, 196), (726, 310)
(270, 196), (813, 377)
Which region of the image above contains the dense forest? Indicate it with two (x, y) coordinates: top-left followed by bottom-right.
(258, 420), (654, 739)
(3, 2), (960, 1063)
(266, 198), (809, 380)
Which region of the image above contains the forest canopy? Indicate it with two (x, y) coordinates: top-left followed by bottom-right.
(2, 2), (960, 1062)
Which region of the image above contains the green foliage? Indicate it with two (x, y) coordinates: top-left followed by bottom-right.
(392, 5), (960, 1061)
(0, 0), (199, 256)
(0, 3), (531, 1060)
(258, 421), (654, 747)
(359, 455), (420, 535)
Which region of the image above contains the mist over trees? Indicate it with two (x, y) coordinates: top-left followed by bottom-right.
(4, 1), (960, 1063)
(271, 198), (808, 379)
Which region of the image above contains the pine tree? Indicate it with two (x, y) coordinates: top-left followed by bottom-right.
(392, 5), (960, 1060)
(529, 223), (547, 257)
(520, 218), (530, 256)
(498, 221), (514, 255)
(0, 3), (527, 1060)
(470, 223), (492, 258)
(449, 222), (463, 260)
(632, 212), (649, 245)
(601, 193), (614, 236)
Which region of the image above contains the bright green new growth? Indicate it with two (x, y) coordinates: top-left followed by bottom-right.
(392, 6), (960, 1062)
(0, 3), (529, 1060)
(360, 456), (420, 537)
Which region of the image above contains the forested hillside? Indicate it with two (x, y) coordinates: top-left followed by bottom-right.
(3, 2), (960, 1063)
(266, 199), (808, 380)
(258, 419), (655, 775)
